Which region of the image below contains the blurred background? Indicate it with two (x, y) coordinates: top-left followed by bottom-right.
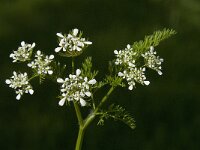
(0, 0), (200, 150)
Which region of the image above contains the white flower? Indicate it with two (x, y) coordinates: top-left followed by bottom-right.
(55, 28), (92, 53)
(10, 41), (35, 62)
(115, 44), (150, 90)
(142, 46), (164, 75)
(118, 67), (150, 90)
(114, 44), (136, 66)
(5, 72), (34, 100)
(57, 69), (97, 106)
(27, 50), (54, 75)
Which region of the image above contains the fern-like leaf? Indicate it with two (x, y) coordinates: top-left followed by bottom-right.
(97, 104), (136, 129)
(81, 57), (98, 79)
(133, 28), (176, 55)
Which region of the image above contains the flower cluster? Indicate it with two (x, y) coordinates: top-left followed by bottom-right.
(10, 41), (35, 62)
(57, 69), (97, 107)
(114, 44), (150, 90)
(142, 46), (164, 75)
(5, 72), (34, 100)
(114, 44), (136, 67)
(55, 28), (92, 53)
(27, 50), (54, 75)
(118, 68), (150, 90)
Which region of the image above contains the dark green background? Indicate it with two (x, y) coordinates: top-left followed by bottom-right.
(1, 0), (199, 150)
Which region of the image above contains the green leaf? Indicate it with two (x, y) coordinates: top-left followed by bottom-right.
(105, 75), (125, 87)
(133, 28), (176, 55)
(97, 104), (136, 129)
(81, 57), (98, 79)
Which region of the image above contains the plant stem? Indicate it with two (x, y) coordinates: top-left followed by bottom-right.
(71, 57), (84, 149)
(74, 86), (115, 150)
(71, 57), (83, 125)
(74, 102), (83, 127)
(72, 57), (75, 74)
(95, 86), (115, 113)
(28, 74), (39, 81)
(75, 127), (85, 150)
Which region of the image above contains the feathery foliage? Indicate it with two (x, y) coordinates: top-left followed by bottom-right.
(133, 29), (176, 55)
(97, 104), (136, 129)
(81, 57), (98, 79)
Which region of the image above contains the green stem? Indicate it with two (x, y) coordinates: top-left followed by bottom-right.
(71, 57), (84, 149)
(71, 57), (83, 126)
(74, 102), (83, 126)
(95, 86), (115, 113)
(75, 127), (85, 150)
(74, 86), (115, 150)
(72, 57), (75, 74)
(28, 74), (39, 81)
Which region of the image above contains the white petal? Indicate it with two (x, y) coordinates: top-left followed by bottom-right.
(85, 92), (91, 97)
(88, 79), (96, 84)
(49, 55), (54, 59)
(37, 50), (41, 55)
(84, 77), (88, 82)
(56, 33), (64, 38)
(63, 47), (66, 52)
(13, 71), (17, 76)
(58, 98), (66, 106)
(73, 29), (79, 36)
(31, 43), (36, 48)
(5, 79), (11, 84)
(57, 78), (64, 83)
(127, 44), (131, 49)
(114, 50), (118, 54)
(67, 34), (72, 38)
(128, 85), (133, 90)
(84, 41), (92, 45)
(21, 41), (25, 46)
(76, 69), (81, 76)
(158, 70), (163, 75)
(48, 70), (53, 75)
(27, 63), (32, 67)
(118, 72), (124, 77)
(29, 89), (34, 95)
(144, 81), (150, 85)
(76, 46), (82, 51)
(80, 98), (86, 106)
(16, 94), (21, 100)
(55, 47), (62, 52)
(128, 62), (135, 67)
(9, 53), (14, 58)
(150, 46), (154, 51)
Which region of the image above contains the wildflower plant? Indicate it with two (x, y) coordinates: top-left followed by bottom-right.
(5, 28), (176, 150)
